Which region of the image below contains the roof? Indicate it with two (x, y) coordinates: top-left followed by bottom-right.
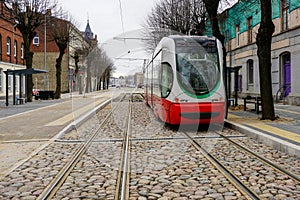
(84, 20), (94, 39)
(4, 68), (47, 75)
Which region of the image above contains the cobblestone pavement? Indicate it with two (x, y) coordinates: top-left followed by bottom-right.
(0, 93), (299, 199)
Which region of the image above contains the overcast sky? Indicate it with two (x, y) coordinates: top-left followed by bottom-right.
(58, 0), (158, 43)
(57, 0), (159, 77)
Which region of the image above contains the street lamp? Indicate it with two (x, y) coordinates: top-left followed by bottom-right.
(44, 12), (47, 91)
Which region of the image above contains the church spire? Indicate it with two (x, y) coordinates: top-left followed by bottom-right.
(84, 17), (94, 40)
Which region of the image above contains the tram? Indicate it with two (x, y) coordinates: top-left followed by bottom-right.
(144, 35), (226, 125)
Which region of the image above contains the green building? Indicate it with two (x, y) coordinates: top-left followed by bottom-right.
(218, 0), (300, 105)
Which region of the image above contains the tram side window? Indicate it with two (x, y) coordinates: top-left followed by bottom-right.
(161, 63), (173, 98)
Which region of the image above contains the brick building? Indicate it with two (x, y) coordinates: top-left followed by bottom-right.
(31, 11), (71, 93)
(32, 16), (98, 94)
(0, 1), (26, 99)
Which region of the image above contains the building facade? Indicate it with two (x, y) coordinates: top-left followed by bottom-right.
(220, 0), (300, 105)
(0, 1), (26, 99)
(32, 16), (97, 94)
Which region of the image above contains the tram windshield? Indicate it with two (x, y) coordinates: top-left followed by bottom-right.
(175, 38), (220, 96)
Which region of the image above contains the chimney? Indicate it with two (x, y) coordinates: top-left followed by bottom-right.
(46, 9), (51, 16)
(12, 2), (17, 12)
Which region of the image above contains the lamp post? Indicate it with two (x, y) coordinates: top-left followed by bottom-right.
(43, 12), (47, 91)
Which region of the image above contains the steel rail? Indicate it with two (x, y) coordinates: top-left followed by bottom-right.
(182, 131), (259, 200)
(115, 94), (132, 200)
(217, 131), (300, 183)
(37, 93), (127, 200)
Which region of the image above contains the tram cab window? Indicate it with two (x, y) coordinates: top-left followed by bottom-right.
(176, 47), (220, 95)
(161, 62), (173, 98)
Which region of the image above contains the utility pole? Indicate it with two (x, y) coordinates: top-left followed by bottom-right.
(44, 13), (47, 91)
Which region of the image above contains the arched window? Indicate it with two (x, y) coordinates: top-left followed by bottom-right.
(14, 40), (17, 57)
(280, 52), (291, 97)
(21, 43), (24, 59)
(0, 68), (3, 92)
(6, 37), (11, 55)
(0, 34), (2, 56)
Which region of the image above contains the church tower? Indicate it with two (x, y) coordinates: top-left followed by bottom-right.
(83, 19), (94, 40)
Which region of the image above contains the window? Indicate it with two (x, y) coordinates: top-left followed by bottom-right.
(236, 25), (240, 47)
(247, 59), (254, 85)
(176, 40), (220, 95)
(247, 17), (252, 44)
(0, 68), (2, 92)
(281, 0), (289, 31)
(21, 43), (24, 59)
(6, 37), (11, 55)
(33, 34), (39, 45)
(14, 40), (17, 57)
(8, 75), (12, 92)
(0, 34), (2, 55)
(161, 62), (173, 98)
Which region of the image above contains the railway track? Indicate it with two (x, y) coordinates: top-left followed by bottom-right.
(37, 93), (131, 199)
(182, 130), (300, 199)
(1, 91), (299, 199)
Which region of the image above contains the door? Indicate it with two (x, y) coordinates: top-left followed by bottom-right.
(283, 54), (291, 97)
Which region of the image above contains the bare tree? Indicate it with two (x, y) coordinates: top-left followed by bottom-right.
(5, 0), (57, 102)
(73, 43), (114, 93)
(73, 41), (94, 94)
(256, 0), (275, 120)
(144, 0), (207, 53)
(47, 14), (74, 99)
(89, 48), (114, 91)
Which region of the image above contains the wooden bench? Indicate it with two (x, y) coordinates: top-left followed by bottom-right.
(243, 96), (261, 114)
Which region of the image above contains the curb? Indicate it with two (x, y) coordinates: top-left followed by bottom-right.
(52, 98), (112, 140)
(225, 120), (300, 158)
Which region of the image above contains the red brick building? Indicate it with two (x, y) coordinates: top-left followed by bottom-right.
(0, 1), (26, 98)
(30, 11), (70, 93)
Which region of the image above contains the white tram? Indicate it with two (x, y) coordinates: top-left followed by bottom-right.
(144, 35), (226, 125)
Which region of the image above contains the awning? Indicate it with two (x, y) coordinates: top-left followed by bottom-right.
(5, 68), (47, 106)
(4, 68), (47, 75)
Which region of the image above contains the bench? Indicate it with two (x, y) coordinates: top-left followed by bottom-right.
(34, 91), (55, 100)
(243, 96), (261, 114)
(227, 98), (235, 107)
(16, 97), (25, 104)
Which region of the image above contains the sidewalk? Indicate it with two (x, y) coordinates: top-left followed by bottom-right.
(0, 90), (113, 141)
(0, 91), (107, 119)
(226, 100), (300, 158)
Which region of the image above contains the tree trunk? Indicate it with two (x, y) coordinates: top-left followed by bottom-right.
(54, 52), (64, 99)
(85, 64), (91, 93)
(25, 51), (34, 102)
(203, 0), (228, 118)
(256, 0), (275, 120)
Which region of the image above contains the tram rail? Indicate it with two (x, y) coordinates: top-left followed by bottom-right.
(1, 91), (299, 199)
(217, 131), (300, 183)
(37, 93), (130, 200)
(182, 129), (300, 200)
(182, 131), (259, 200)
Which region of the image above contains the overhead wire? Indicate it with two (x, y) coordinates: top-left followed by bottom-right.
(118, 0), (126, 45)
